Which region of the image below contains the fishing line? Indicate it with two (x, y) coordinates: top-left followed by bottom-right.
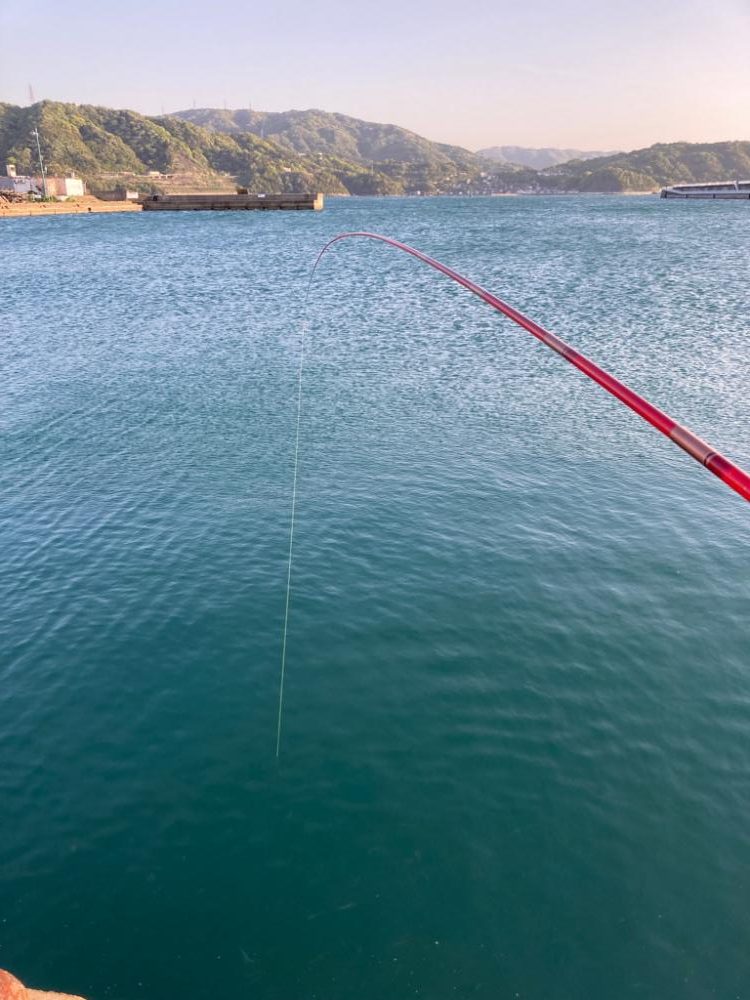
(276, 231), (750, 754)
(276, 265), (318, 758)
(275, 317), (306, 758)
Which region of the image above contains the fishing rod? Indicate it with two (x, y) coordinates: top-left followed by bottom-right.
(275, 231), (749, 755)
(310, 232), (750, 504)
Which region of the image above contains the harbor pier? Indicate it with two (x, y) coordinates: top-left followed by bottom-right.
(141, 192), (324, 211)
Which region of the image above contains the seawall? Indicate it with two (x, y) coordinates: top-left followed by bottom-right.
(0, 197), (141, 219)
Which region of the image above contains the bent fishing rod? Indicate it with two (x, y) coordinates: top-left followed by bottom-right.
(275, 231), (749, 755)
(309, 232), (750, 504)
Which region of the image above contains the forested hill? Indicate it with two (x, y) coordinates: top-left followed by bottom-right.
(0, 101), (527, 195)
(1, 101), (748, 195)
(173, 109), (750, 188)
(173, 107), (479, 170)
(543, 141), (750, 190)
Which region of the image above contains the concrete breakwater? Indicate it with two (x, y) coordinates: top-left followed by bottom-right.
(0, 196), (141, 219)
(141, 191), (324, 211)
(1, 192), (324, 218)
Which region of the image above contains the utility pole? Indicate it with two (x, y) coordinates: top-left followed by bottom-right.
(31, 128), (48, 198)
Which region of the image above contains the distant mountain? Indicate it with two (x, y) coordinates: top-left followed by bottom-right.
(0, 101), (527, 196)
(0, 101), (349, 193)
(478, 145), (620, 168)
(2, 102), (748, 196)
(172, 107), (483, 171)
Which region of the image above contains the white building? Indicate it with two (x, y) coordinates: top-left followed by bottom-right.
(47, 175), (85, 198)
(0, 164), (85, 199)
(0, 165), (40, 195)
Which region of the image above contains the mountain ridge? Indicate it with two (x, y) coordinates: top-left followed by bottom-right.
(476, 145), (621, 168)
(172, 107), (480, 168)
(1, 101), (749, 196)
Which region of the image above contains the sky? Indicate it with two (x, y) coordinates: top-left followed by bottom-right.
(1, 0), (748, 151)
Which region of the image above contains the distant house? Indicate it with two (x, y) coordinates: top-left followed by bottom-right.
(46, 175), (86, 198)
(0, 164), (84, 199)
(99, 188), (140, 201)
(0, 164), (40, 196)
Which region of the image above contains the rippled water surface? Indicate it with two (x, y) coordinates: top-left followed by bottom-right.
(2, 197), (749, 999)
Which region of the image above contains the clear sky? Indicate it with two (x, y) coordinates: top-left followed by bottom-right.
(1, 0), (748, 151)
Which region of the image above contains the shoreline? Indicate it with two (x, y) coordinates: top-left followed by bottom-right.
(0, 191), (660, 221)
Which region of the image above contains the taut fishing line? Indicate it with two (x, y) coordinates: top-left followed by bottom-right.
(275, 231), (750, 755)
(276, 263), (318, 758)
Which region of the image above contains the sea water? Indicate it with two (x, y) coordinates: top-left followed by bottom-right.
(1, 196), (749, 999)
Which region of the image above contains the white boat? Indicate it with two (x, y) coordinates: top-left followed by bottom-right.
(661, 180), (750, 199)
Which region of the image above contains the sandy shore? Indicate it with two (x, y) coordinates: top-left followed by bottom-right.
(0, 196), (141, 219)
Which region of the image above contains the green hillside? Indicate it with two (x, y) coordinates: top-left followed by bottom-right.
(173, 107), (480, 169)
(0, 101), (524, 196)
(166, 109), (750, 192)
(544, 141), (750, 190)
(1, 101), (748, 196)
(0, 101), (355, 194)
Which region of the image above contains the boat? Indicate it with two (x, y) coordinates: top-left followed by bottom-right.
(661, 180), (750, 199)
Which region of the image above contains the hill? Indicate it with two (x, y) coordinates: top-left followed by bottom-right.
(1, 101), (748, 196)
(0, 101), (381, 195)
(0, 101), (529, 196)
(543, 141), (750, 191)
(158, 108), (750, 191)
(172, 107), (481, 171)
(478, 145), (620, 168)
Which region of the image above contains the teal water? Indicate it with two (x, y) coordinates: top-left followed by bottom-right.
(1, 197), (749, 1000)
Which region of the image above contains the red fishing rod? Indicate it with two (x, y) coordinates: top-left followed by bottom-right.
(312, 232), (750, 504)
(276, 230), (749, 754)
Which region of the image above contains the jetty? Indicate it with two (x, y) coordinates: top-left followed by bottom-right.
(141, 192), (324, 211)
(0, 194), (141, 219)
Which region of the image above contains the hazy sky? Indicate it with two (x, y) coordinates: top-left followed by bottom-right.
(1, 0), (748, 150)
